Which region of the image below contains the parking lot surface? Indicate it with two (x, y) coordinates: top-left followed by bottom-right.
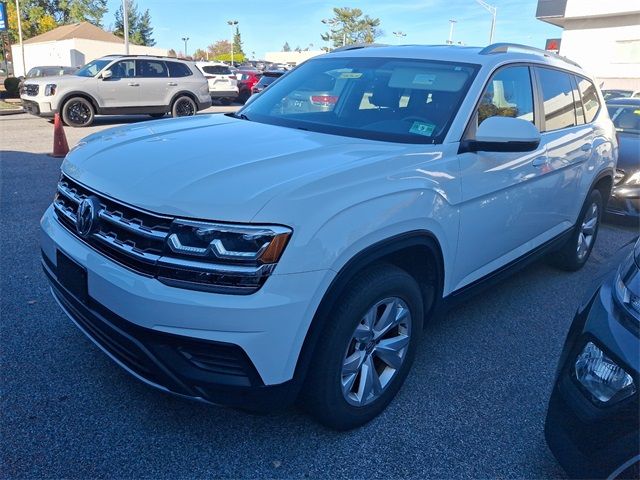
(1, 112), (638, 479)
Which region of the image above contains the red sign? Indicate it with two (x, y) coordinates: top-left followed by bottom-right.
(545, 38), (561, 53)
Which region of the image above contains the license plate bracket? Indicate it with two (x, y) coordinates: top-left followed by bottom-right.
(56, 250), (88, 303)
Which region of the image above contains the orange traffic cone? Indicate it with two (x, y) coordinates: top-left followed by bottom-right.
(50, 113), (70, 158)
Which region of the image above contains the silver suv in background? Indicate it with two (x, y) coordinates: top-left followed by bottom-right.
(20, 55), (212, 127)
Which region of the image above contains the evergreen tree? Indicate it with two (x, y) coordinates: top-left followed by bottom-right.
(113, 0), (155, 47)
(282, 42), (291, 52)
(233, 26), (244, 56)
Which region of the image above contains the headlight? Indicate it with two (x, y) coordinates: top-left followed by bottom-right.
(614, 239), (640, 321)
(625, 171), (640, 186)
(44, 84), (56, 96)
(167, 219), (292, 264)
(575, 342), (635, 403)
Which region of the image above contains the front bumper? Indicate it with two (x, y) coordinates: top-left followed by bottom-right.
(545, 276), (639, 479)
(40, 206), (332, 407)
(21, 98), (55, 118)
(607, 186), (640, 219)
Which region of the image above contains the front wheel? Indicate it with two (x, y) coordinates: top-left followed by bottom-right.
(61, 97), (95, 127)
(301, 264), (424, 430)
(171, 96), (197, 118)
(550, 189), (603, 271)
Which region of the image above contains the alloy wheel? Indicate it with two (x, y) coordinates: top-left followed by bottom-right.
(67, 101), (91, 126)
(341, 297), (412, 406)
(577, 202), (599, 260)
(175, 99), (195, 116)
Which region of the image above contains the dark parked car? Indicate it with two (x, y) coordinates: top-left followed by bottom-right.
(25, 65), (79, 79)
(606, 98), (640, 220)
(236, 69), (262, 103)
(251, 70), (285, 95)
(545, 238), (640, 479)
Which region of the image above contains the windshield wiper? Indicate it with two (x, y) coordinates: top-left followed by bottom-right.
(234, 113), (251, 121)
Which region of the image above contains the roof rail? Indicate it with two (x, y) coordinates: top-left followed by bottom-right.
(328, 43), (388, 53)
(479, 42), (581, 69)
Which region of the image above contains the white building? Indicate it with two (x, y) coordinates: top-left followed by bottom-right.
(536, 0), (640, 90)
(264, 50), (324, 67)
(11, 22), (168, 77)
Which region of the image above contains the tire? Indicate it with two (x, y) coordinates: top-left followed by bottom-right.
(237, 90), (250, 104)
(171, 96), (197, 118)
(219, 97), (232, 106)
(550, 189), (603, 271)
(148, 113), (165, 119)
(61, 96), (94, 127)
(301, 264), (424, 430)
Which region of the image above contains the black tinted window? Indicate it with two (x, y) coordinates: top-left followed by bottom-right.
(202, 65), (231, 75)
(577, 77), (600, 123)
(167, 62), (192, 77)
(110, 60), (135, 78)
(478, 66), (534, 125)
(135, 60), (168, 78)
(537, 67), (577, 131)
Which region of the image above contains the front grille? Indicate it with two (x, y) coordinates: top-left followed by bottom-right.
(614, 169), (626, 185)
(53, 175), (274, 294)
(22, 84), (39, 96)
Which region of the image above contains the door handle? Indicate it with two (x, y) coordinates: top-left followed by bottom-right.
(581, 143), (592, 152)
(167, 82), (178, 86)
(127, 82), (139, 87)
(532, 156), (549, 167)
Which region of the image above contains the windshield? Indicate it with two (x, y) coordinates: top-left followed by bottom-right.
(75, 59), (111, 77)
(239, 57), (479, 144)
(603, 90), (633, 100)
(608, 105), (640, 134)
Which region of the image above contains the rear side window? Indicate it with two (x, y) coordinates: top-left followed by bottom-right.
(135, 60), (168, 78)
(201, 65), (231, 75)
(537, 67), (577, 131)
(576, 77), (600, 123)
(477, 66), (534, 125)
(167, 62), (192, 77)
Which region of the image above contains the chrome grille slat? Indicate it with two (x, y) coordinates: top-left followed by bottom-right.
(57, 183), (83, 204)
(98, 210), (169, 240)
(93, 232), (161, 264)
(53, 198), (78, 223)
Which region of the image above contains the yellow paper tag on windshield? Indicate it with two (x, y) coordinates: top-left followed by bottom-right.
(634, 109), (640, 115)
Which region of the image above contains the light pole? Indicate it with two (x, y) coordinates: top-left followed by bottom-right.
(447, 19), (457, 44)
(122, 0), (130, 54)
(181, 37), (189, 58)
(475, 0), (497, 44)
(14, 0), (26, 76)
(227, 20), (238, 65)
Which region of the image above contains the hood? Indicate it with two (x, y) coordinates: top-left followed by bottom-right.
(617, 132), (640, 171)
(62, 114), (403, 222)
(25, 74), (91, 86)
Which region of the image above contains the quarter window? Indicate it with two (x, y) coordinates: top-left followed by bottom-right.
(577, 77), (600, 123)
(135, 60), (168, 78)
(477, 66), (534, 125)
(537, 67), (577, 131)
(167, 62), (192, 77)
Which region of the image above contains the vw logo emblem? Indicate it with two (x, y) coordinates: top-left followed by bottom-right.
(76, 196), (99, 237)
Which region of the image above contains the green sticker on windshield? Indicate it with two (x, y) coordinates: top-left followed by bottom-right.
(340, 72), (363, 79)
(409, 121), (435, 136)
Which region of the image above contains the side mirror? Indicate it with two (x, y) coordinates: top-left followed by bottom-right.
(101, 70), (113, 80)
(461, 116), (541, 153)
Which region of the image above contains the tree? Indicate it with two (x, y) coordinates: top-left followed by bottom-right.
(320, 7), (382, 48)
(56, 0), (108, 26)
(207, 40), (231, 58)
(232, 26), (244, 57)
(6, 0), (57, 43)
(282, 42), (291, 52)
(113, 0), (155, 47)
(167, 49), (177, 58)
(191, 48), (207, 61)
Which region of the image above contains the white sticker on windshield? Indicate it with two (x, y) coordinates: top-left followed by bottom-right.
(339, 72), (363, 79)
(413, 74), (436, 85)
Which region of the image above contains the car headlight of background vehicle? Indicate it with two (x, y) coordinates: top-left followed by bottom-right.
(44, 84), (56, 96)
(613, 239), (640, 321)
(575, 342), (635, 403)
(167, 220), (292, 264)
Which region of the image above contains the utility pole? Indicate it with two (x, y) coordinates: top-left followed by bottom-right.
(475, 0), (497, 44)
(227, 20), (238, 65)
(447, 19), (457, 44)
(181, 37), (189, 58)
(122, 0), (129, 54)
(14, 0), (25, 75)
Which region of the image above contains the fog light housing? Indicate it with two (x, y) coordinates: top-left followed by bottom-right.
(575, 342), (635, 404)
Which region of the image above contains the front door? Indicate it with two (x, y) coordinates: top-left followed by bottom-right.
(97, 59), (141, 108)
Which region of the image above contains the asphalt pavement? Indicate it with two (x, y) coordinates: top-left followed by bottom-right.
(1, 112), (638, 479)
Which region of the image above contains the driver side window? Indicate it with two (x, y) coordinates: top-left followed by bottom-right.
(109, 60), (135, 79)
(477, 66), (534, 125)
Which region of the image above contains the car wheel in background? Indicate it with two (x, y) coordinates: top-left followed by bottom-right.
(171, 96), (197, 118)
(237, 90), (250, 104)
(149, 113), (166, 119)
(61, 97), (95, 127)
(550, 188), (603, 271)
(219, 98), (232, 106)
(301, 264), (424, 430)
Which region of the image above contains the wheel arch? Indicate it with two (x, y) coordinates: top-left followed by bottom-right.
(292, 231), (444, 391)
(58, 91), (99, 113)
(170, 90), (199, 110)
(591, 168), (614, 208)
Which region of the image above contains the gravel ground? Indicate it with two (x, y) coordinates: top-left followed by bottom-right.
(1, 113), (637, 479)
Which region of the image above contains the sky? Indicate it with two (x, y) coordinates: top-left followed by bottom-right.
(104, 0), (563, 58)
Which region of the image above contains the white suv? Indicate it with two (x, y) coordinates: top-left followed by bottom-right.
(195, 62), (239, 104)
(41, 44), (617, 430)
(21, 55), (212, 127)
